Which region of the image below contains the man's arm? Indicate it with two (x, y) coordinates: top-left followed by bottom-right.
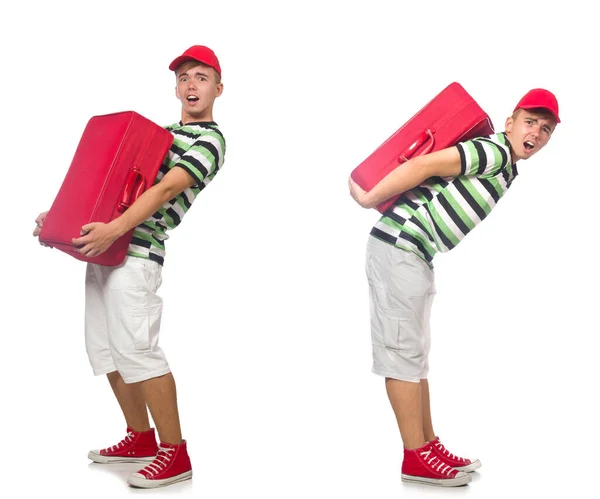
(111, 167), (195, 236)
(72, 167), (195, 257)
(349, 146), (463, 209)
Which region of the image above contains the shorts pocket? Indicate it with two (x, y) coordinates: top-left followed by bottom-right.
(125, 304), (162, 351)
(379, 308), (419, 353)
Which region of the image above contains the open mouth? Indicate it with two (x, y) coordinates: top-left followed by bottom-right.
(524, 140), (534, 151)
(187, 96), (199, 103)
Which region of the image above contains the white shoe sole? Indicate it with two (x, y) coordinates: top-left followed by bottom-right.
(401, 471), (471, 487)
(455, 459), (482, 472)
(88, 450), (156, 464)
(127, 470), (192, 488)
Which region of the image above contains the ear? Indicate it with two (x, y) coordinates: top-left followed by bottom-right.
(175, 86), (180, 100)
(505, 116), (514, 134)
(215, 82), (224, 97)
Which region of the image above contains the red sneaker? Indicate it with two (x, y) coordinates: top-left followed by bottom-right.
(401, 443), (471, 486)
(127, 440), (192, 488)
(88, 427), (158, 464)
(430, 436), (481, 472)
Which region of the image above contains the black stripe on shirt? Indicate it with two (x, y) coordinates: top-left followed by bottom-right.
(398, 232), (433, 262)
(149, 252), (164, 266)
(437, 195), (470, 236)
(170, 143), (187, 158)
(195, 140), (221, 170)
(204, 125), (225, 141)
(473, 141), (489, 175)
(386, 210), (407, 226)
(454, 180), (488, 221)
(408, 216), (436, 243)
(165, 207), (181, 226)
(386, 210), (434, 244)
(430, 176), (449, 188)
(480, 178), (501, 203)
(370, 227), (397, 244)
(401, 197), (420, 212)
(173, 129), (206, 140)
(425, 205), (455, 249)
(369, 228), (433, 263)
(414, 186), (434, 202)
(178, 154), (209, 182)
(159, 163), (170, 176)
(179, 190), (192, 210)
(131, 236), (151, 249)
(457, 144), (467, 175)
(478, 137), (509, 169)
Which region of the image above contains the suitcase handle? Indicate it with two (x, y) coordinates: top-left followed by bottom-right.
(117, 167), (145, 213)
(398, 129), (435, 163)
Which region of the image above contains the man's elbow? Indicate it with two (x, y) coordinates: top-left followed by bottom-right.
(361, 199), (377, 209)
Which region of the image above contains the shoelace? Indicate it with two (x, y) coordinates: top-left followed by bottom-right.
(420, 449), (454, 476)
(434, 441), (467, 463)
(141, 446), (175, 476)
(105, 431), (134, 452)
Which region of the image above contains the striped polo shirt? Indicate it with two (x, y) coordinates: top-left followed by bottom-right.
(127, 121), (226, 265)
(370, 132), (517, 266)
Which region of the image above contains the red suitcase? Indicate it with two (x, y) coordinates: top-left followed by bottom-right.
(351, 82), (495, 213)
(39, 111), (173, 266)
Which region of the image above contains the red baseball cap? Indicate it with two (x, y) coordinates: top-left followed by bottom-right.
(169, 45), (221, 76)
(514, 88), (560, 123)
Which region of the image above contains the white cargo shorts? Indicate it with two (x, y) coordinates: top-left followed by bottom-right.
(365, 236), (436, 382)
(84, 256), (170, 384)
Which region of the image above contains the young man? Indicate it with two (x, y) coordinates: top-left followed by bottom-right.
(348, 88), (560, 487)
(32, 45), (226, 489)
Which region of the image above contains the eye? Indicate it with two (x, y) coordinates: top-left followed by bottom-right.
(542, 126), (551, 134)
(525, 119), (533, 125)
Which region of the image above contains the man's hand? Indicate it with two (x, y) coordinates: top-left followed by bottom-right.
(33, 211), (53, 247)
(72, 222), (121, 257)
(348, 177), (373, 209)
(33, 211), (48, 237)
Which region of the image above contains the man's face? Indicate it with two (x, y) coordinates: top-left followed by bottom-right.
(175, 63), (223, 123)
(505, 109), (556, 161)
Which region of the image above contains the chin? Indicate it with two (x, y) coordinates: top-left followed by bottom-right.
(520, 151), (536, 161)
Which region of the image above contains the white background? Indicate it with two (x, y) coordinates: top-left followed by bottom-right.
(2, 0), (598, 497)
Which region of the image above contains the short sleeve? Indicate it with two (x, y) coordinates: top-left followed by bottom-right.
(174, 134), (225, 187)
(456, 137), (510, 178)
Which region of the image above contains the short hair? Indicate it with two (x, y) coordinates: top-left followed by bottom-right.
(512, 107), (556, 126)
(175, 60), (221, 84)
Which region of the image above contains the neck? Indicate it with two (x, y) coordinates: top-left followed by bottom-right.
(181, 110), (213, 124)
(182, 116), (213, 124)
(504, 132), (519, 164)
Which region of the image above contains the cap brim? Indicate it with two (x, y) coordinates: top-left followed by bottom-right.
(519, 104), (561, 123)
(169, 56), (193, 71)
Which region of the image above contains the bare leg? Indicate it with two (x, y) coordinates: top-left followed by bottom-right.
(141, 372), (182, 445)
(107, 370), (151, 432)
(385, 378), (426, 450)
(420, 379), (436, 442)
